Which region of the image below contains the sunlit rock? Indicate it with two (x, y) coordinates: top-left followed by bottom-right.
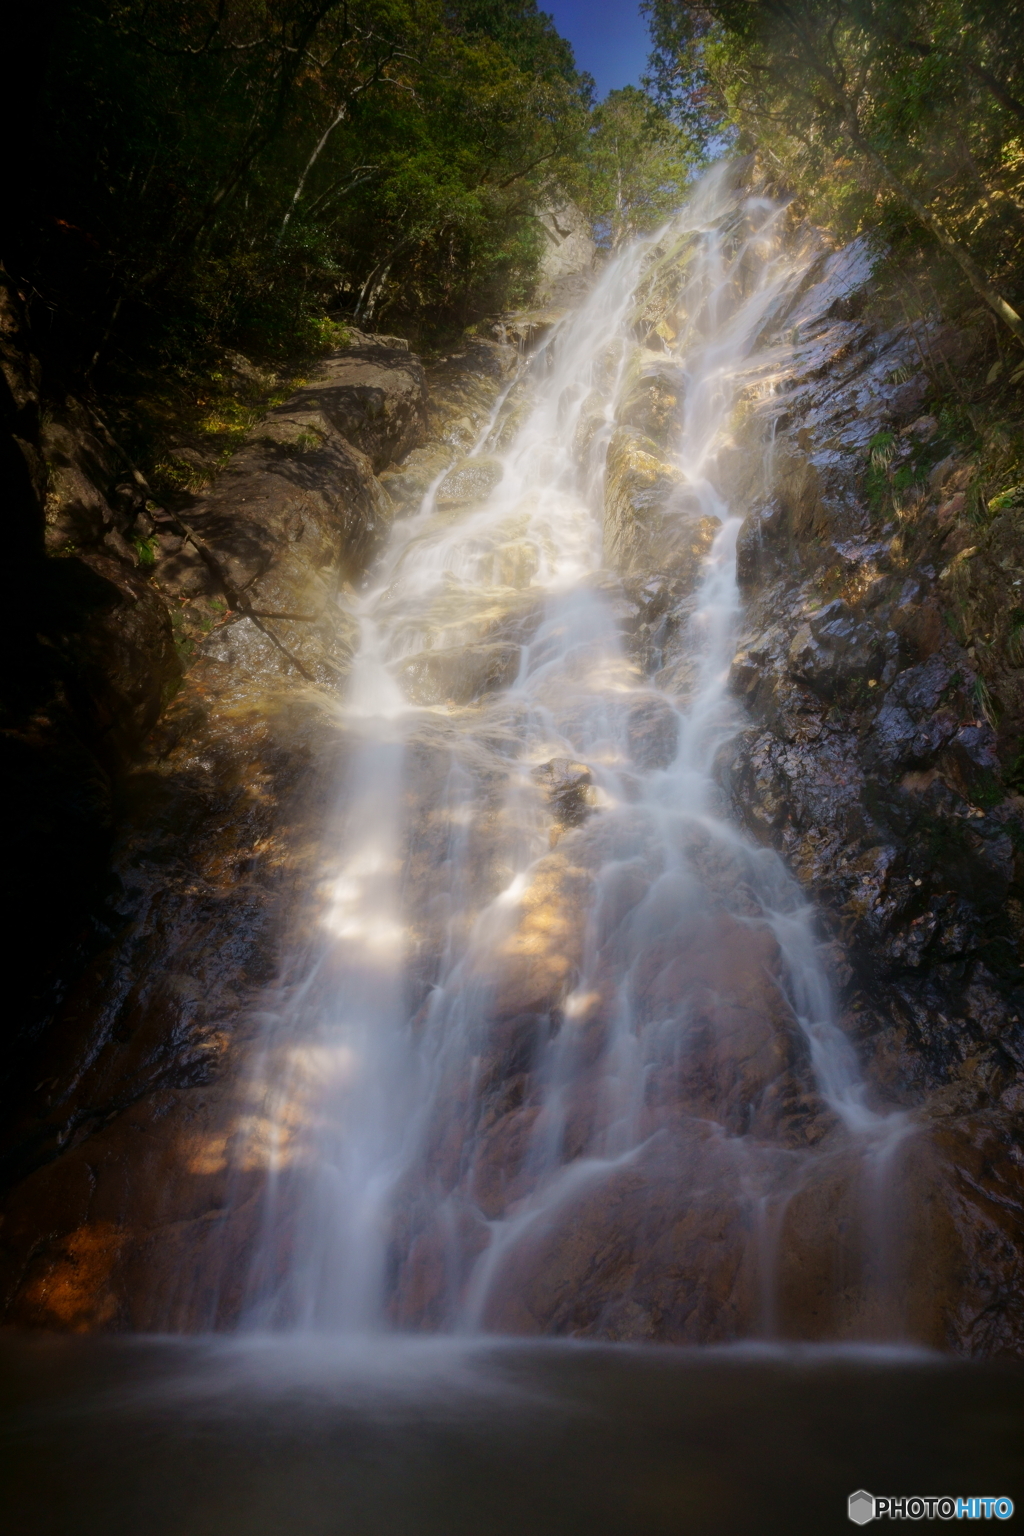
(787, 599), (887, 699)
(617, 350), (685, 449)
(534, 199), (596, 302)
(436, 455), (504, 508)
(5, 170), (1024, 1361)
(297, 331), (425, 472)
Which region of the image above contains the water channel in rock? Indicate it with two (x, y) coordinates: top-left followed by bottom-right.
(6, 163), (1024, 1536)
(199, 165), (913, 1342)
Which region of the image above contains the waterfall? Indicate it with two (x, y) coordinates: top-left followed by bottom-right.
(228, 164), (910, 1341)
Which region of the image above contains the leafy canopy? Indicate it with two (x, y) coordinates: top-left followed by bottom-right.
(582, 86), (702, 247)
(13, 0), (593, 369)
(643, 0), (1024, 342)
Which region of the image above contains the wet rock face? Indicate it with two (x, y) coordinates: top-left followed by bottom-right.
(787, 600), (890, 699)
(625, 695), (679, 769)
(405, 213), (1024, 1356)
(382, 790), (837, 1342)
(148, 336), (426, 659)
(704, 242), (1024, 1352)
(397, 640), (522, 706)
(534, 758), (596, 829)
(0, 327), (429, 1044)
(617, 352), (684, 449)
(3, 213), (1023, 1359)
(378, 338), (516, 516)
(604, 427), (720, 583)
(436, 455), (504, 509)
(0, 325), (518, 1333)
(717, 247), (1024, 1065)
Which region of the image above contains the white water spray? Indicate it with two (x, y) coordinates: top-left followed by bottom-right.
(232, 165), (909, 1340)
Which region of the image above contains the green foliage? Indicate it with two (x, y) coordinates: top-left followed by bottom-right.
(865, 431), (897, 513)
(988, 484), (1024, 513)
(288, 428), (328, 453)
(643, 1), (1024, 345)
(863, 425), (953, 520)
(12, 0), (592, 376)
(580, 87), (700, 247)
(132, 533), (159, 567)
(138, 355), (302, 497)
(869, 432), (897, 470)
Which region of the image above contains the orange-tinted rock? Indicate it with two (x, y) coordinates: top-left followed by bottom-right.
(0, 329), (520, 1335)
(5, 226), (1024, 1368)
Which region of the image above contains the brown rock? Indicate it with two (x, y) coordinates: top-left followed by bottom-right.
(533, 758), (595, 827)
(293, 336), (426, 472)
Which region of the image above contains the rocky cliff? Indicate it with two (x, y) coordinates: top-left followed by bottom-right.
(604, 229), (1024, 1353)
(0, 303), (517, 1328)
(1, 201), (1022, 1352)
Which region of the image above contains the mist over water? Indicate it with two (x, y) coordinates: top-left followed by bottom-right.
(7, 1331), (1021, 1536)
(228, 164), (911, 1339)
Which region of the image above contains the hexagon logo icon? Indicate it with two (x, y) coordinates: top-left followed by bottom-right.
(848, 1490), (875, 1524)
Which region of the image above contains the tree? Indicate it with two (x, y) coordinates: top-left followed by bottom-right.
(583, 86), (701, 247)
(7, 0), (592, 372)
(643, 0), (1024, 346)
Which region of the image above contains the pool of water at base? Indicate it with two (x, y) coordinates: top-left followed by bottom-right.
(1, 1336), (1022, 1535)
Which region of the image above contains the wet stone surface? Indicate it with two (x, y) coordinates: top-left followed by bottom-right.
(1, 180), (1022, 1359)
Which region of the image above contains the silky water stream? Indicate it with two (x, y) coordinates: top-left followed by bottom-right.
(4, 168), (1022, 1535)
(231, 164), (909, 1341)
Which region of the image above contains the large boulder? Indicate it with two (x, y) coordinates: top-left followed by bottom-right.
(534, 199), (596, 302)
(288, 330), (425, 472)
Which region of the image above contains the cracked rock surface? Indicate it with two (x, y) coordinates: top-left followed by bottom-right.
(2, 224), (1022, 1354)
(0, 328), (516, 1330)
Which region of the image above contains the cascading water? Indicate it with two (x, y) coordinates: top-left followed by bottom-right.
(228, 164), (911, 1342)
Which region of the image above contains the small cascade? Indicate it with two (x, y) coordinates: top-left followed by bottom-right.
(229, 163), (911, 1342)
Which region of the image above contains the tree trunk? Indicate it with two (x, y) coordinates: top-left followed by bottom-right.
(277, 104), (349, 244)
(140, 2), (340, 293)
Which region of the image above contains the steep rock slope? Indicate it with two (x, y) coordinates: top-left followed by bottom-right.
(2, 209), (1021, 1354)
(604, 234), (1024, 1354)
(0, 326), (516, 1329)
